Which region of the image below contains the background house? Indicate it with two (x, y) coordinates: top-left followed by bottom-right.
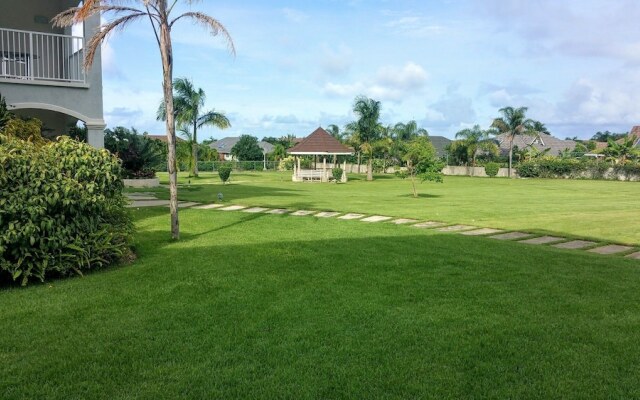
(0, 0), (105, 147)
(429, 135), (452, 158)
(210, 136), (274, 161)
(494, 133), (576, 156)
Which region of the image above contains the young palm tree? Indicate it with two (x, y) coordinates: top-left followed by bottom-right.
(53, 1), (235, 240)
(325, 124), (344, 141)
(491, 106), (536, 178)
(532, 120), (550, 135)
(157, 78), (230, 177)
(347, 96), (382, 181)
(454, 125), (498, 169)
(393, 120), (428, 141)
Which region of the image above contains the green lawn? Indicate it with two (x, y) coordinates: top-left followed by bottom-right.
(148, 171), (640, 245)
(2, 208), (640, 399)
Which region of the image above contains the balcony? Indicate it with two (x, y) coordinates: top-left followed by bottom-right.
(0, 27), (85, 85)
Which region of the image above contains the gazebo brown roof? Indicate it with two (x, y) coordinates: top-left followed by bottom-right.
(288, 127), (353, 155)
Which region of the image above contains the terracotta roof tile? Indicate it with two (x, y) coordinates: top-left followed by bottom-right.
(288, 127), (353, 155)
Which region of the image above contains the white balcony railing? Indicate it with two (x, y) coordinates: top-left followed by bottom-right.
(0, 27), (85, 84)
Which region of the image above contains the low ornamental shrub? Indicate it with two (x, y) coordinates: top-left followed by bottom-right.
(332, 167), (343, 182)
(0, 135), (133, 285)
(484, 162), (500, 177)
(516, 158), (640, 180)
(218, 163), (232, 183)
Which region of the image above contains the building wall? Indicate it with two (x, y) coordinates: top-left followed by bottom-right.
(0, 1), (105, 147)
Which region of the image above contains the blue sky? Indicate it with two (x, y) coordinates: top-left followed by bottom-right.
(101, 0), (640, 140)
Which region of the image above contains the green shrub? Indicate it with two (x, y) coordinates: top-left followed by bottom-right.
(279, 156), (295, 171)
(104, 127), (161, 178)
(0, 135), (133, 285)
(484, 162), (500, 177)
(332, 167), (343, 182)
(218, 163), (232, 183)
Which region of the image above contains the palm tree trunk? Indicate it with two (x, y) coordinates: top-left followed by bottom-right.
(508, 136), (513, 178)
(159, 20), (179, 240)
(357, 151), (361, 173)
(367, 157), (373, 181)
(192, 121), (199, 177)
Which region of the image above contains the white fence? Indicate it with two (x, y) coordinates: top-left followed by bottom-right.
(0, 28), (85, 83)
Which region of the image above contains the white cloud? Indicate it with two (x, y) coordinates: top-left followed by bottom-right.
(282, 8), (309, 24)
(384, 15), (445, 37)
(323, 62), (428, 101)
(320, 44), (353, 76)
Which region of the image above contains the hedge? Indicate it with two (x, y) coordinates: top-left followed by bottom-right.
(517, 158), (640, 180)
(0, 135), (133, 285)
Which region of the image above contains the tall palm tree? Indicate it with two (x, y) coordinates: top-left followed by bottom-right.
(393, 120), (428, 141)
(491, 106), (536, 178)
(454, 125), (498, 169)
(347, 96), (382, 181)
(53, 1), (235, 240)
(532, 121), (550, 135)
(157, 78), (230, 177)
(325, 124), (344, 141)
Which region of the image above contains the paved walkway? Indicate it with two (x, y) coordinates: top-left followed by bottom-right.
(125, 193), (639, 260)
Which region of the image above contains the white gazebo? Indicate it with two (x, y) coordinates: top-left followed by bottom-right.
(288, 127), (354, 182)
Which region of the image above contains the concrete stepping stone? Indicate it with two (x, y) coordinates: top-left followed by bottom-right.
(625, 252), (640, 260)
(126, 195), (158, 200)
(291, 210), (316, 216)
(552, 240), (596, 250)
(242, 207), (269, 213)
(126, 200), (169, 208)
(461, 228), (504, 236)
(265, 208), (290, 214)
(315, 211), (341, 218)
(361, 215), (392, 223)
(390, 218), (418, 225)
(588, 245), (634, 255)
(519, 236), (566, 245)
(489, 232), (532, 240)
(413, 221), (446, 229)
(192, 203), (225, 209)
(176, 202), (200, 208)
(338, 213), (365, 220)
(220, 205), (247, 211)
(437, 225), (477, 232)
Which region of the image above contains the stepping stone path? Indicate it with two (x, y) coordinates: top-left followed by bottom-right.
(338, 213), (365, 220)
(291, 210), (316, 216)
(126, 199), (169, 208)
(626, 252), (640, 260)
(243, 207), (270, 213)
(390, 218), (418, 225)
(265, 208), (290, 214)
(193, 203), (224, 209)
(220, 205), (247, 211)
(361, 215), (392, 223)
(315, 211), (341, 218)
(588, 245), (634, 255)
(552, 240), (596, 250)
(461, 228), (504, 236)
(125, 195), (640, 261)
(413, 221), (446, 229)
(437, 225), (477, 232)
(489, 232), (532, 240)
(175, 202), (200, 208)
(519, 236), (565, 245)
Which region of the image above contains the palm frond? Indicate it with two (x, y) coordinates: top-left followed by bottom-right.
(84, 12), (147, 69)
(170, 12), (236, 56)
(197, 111), (231, 129)
(52, 4), (145, 27)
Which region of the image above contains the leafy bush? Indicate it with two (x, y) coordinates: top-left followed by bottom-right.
(516, 158), (640, 180)
(332, 167), (343, 182)
(104, 127), (162, 178)
(218, 163), (232, 183)
(0, 135), (133, 285)
(279, 156), (295, 171)
(484, 162), (500, 177)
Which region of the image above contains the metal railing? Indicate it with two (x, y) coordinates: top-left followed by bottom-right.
(0, 27), (85, 83)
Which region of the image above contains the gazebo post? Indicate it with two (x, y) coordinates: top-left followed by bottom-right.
(342, 158), (347, 183)
(322, 156), (327, 182)
(297, 156), (301, 180)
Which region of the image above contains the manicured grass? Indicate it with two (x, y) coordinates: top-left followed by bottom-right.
(148, 171), (640, 245)
(2, 209), (640, 398)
